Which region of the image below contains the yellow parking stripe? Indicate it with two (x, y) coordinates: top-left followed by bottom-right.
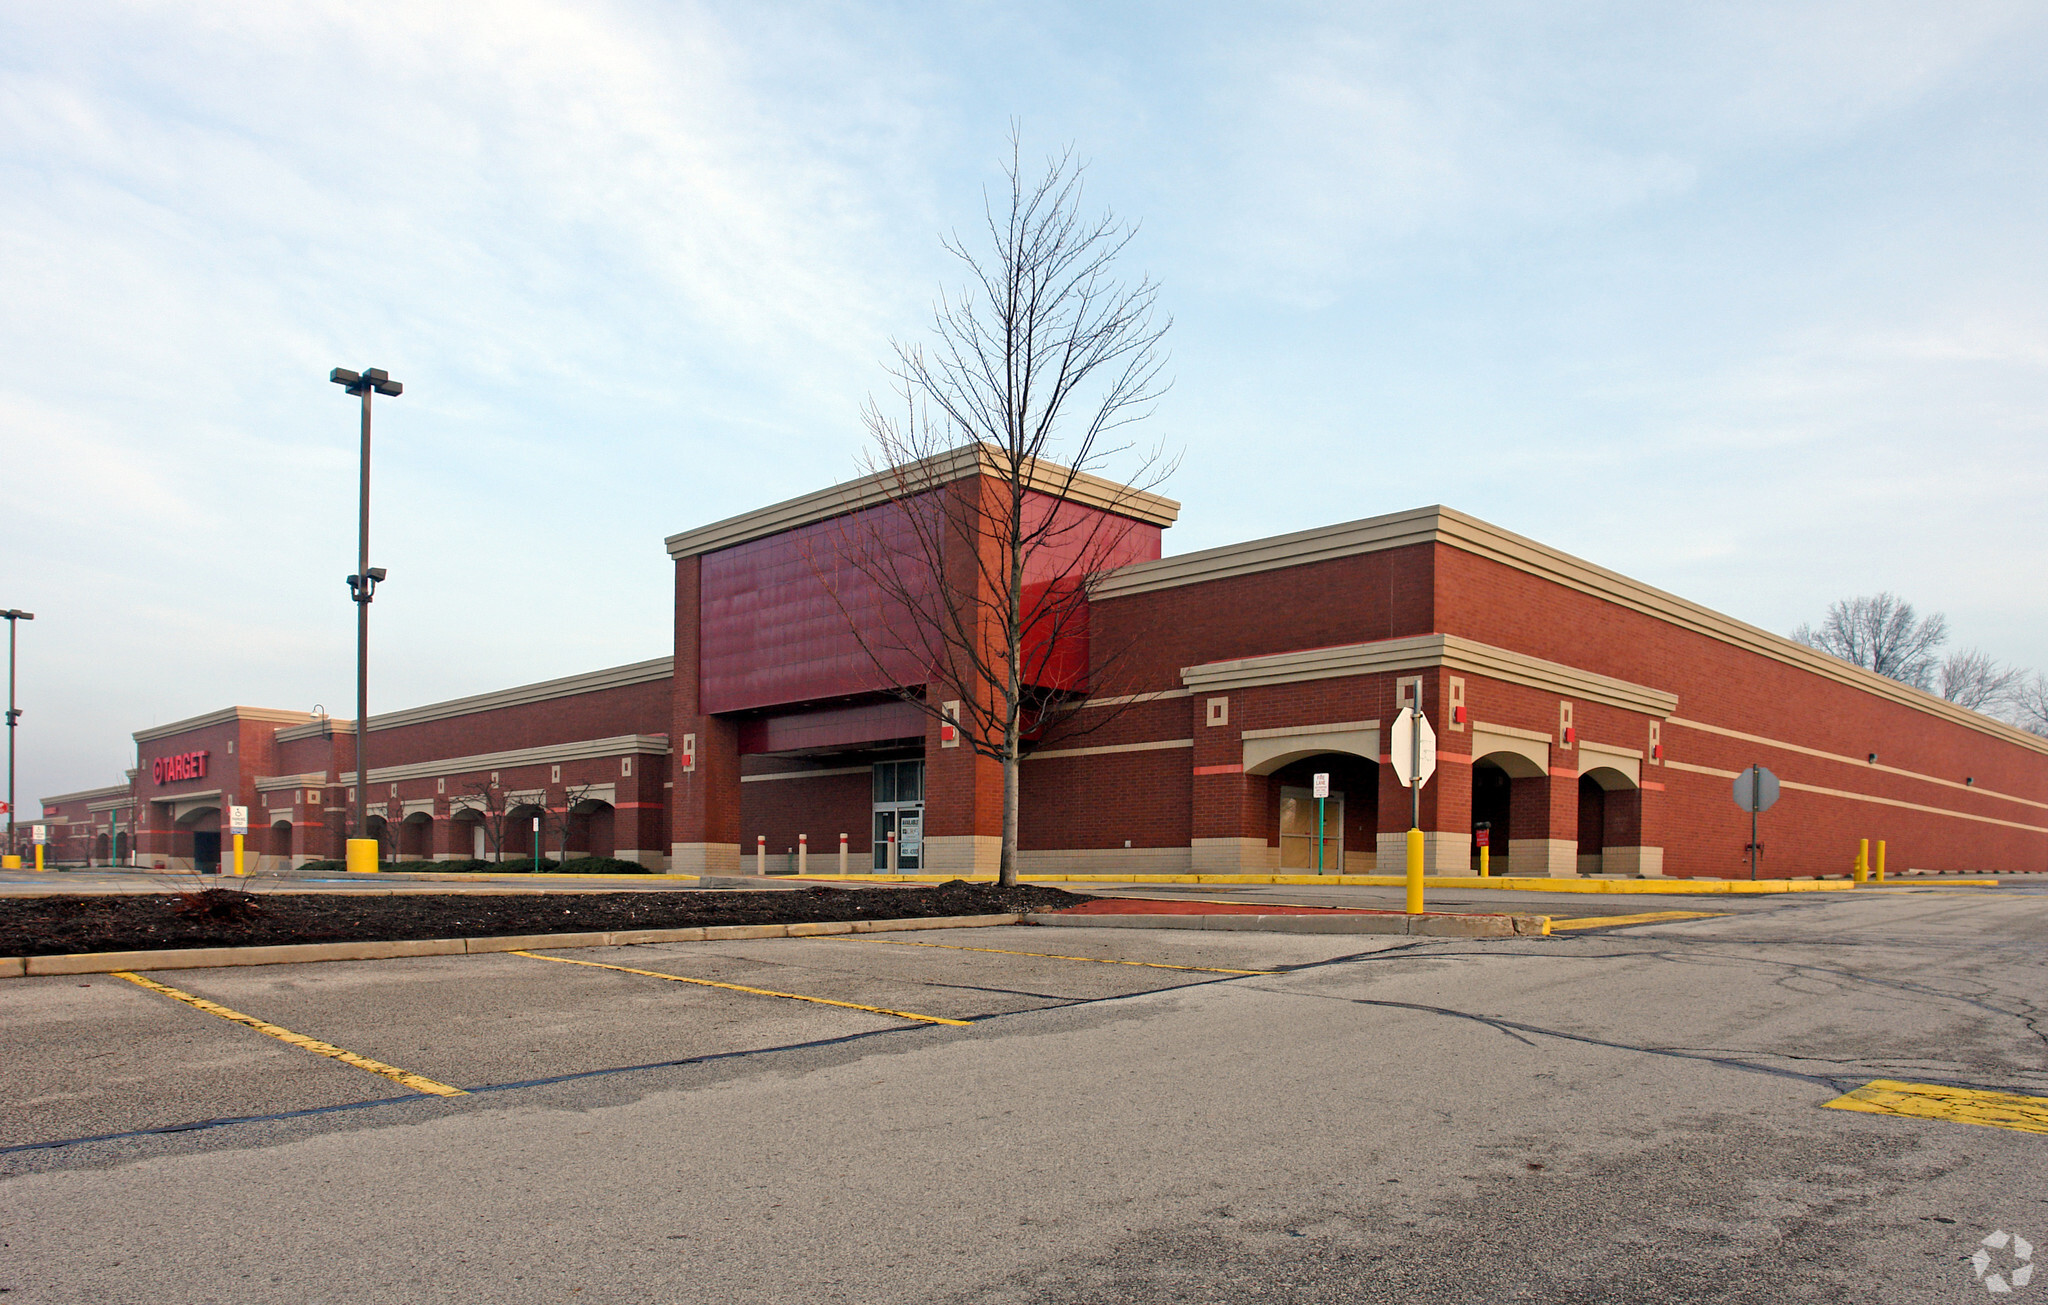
(1824, 1079), (2048, 1134)
(112, 971), (466, 1097)
(816, 934), (1272, 976)
(1547, 910), (1727, 931)
(510, 951), (970, 1027)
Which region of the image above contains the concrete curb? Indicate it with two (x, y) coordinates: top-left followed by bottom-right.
(801, 873), (1865, 895)
(2, 913), (1025, 977)
(1024, 911), (1547, 938)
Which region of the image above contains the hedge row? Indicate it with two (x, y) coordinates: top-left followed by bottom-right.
(287, 856), (652, 876)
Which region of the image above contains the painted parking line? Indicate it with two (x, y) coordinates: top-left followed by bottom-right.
(1546, 910), (1728, 932)
(1824, 1079), (2048, 1134)
(111, 971), (466, 1097)
(510, 950), (971, 1027)
(813, 934), (1273, 976)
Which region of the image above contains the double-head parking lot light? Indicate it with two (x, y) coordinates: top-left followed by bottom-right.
(330, 368), (401, 872)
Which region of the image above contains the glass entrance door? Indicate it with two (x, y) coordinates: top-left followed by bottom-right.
(873, 759), (925, 869)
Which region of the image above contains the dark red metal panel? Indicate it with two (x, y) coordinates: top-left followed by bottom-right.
(737, 699), (928, 754)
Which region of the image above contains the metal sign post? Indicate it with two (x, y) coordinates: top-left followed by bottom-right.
(30, 822), (46, 873)
(1312, 772), (1330, 875)
(1731, 765), (1780, 880)
(228, 805), (249, 877)
(1389, 707), (1438, 914)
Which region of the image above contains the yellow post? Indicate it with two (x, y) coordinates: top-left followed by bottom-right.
(1875, 839), (1886, 883)
(1, 855), (18, 870)
(1853, 838), (1869, 884)
(1405, 827), (1425, 914)
(233, 832), (245, 877)
(346, 837), (379, 874)
(1479, 844), (1489, 878)
(35, 844), (45, 872)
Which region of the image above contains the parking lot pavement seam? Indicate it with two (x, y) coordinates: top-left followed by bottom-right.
(1824, 1079), (2048, 1134)
(508, 950), (974, 1026)
(107, 971), (469, 1097)
(809, 934), (1275, 975)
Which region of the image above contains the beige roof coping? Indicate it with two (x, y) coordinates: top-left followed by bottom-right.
(663, 444), (1180, 560)
(133, 707), (316, 744)
(1108, 505), (2048, 756)
(38, 783), (133, 807)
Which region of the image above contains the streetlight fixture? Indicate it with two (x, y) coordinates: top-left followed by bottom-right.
(329, 367), (401, 874)
(3, 609), (32, 866)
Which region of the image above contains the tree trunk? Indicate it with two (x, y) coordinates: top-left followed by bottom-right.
(1000, 748), (1019, 887)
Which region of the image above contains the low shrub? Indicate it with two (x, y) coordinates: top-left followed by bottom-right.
(555, 856), (653, 875)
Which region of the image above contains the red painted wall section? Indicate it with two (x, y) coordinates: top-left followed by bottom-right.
(700, 500), (933, 714)
(700, 486), (1161, 716)
(1017, 491), (1162, 694)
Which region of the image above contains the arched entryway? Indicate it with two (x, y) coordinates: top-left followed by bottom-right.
(91, 832), (110, 865)
(398, 812), (433, 862)
(451, 809), (487, 860)
(1248, 750), (1379, 873)
(268, 820), (294, 872)
(505, 803), (547, 863)
(1578, 764), (1642, 876)
(176, 806), (223, 874)
(566, 800), (616, 861)
(1470, 746), (1547, 875)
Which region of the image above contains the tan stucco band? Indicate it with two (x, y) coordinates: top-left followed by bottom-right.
(1666, 716), (2048, 811)
(339, 734), (670, 787)
(1181, 633), (1679, 717)
(664, 444), (1181, 559)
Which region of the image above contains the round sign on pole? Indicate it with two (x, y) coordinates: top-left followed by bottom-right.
(1732, 766), (1780, 813)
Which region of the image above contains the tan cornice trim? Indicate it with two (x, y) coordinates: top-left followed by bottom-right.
(362, 658), (673, 735)
(340, 734), (671, 787)
(1094, 505), (1444, 599)
(1099, 503), (2048, 755)
(663, 444), (1180, 559)
(87, 796), (137, 813)
(1472, 721), (1551, 744)
(1081, 688), (1192, 709)
(133, 706), (315, 743)
(1427, 509), (2048, 756)
(255, 771), (329, 792)
(274, 718), (350, 742)
(1181, 633), (1679, 717)
(1579, 740), (1645, 761)
(1241, 719), (1380, 740)
(39, 783), (133, 806)
(1025, 738), (1193, 762)
(1666, 716), (2048, 812)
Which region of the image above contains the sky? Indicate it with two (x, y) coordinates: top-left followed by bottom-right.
(2, 0), (2045, 805)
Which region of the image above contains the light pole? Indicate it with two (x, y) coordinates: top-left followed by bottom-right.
(4, 609), (32, 864)
(329, 367), (400, 873)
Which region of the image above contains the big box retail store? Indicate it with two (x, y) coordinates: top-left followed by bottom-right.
(38, 449), (2048, 878)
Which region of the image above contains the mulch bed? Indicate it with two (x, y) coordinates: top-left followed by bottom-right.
(1, 882), (1084, 958)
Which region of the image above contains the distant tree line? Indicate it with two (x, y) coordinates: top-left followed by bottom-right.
(1794, 593), (2047, 736)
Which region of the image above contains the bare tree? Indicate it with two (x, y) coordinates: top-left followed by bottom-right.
(457, 781), (520, 863)
(1937, 647), (2022, 712)
(2009, 673), (2048, 737)
(1794, 593), (1949, 690)
(534, 783), (600, 865)
(825, 134), (1174, 887)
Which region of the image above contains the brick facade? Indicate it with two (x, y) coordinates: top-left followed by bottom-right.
(41, 473), (2047, 880)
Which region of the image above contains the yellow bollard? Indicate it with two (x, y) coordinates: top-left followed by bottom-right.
(1479, 844), (1490, 878)
(233, 832), (245, 877)
(35, 844), (44, 872)
(1875, 839), (1886, 883)
(1853, 838), (1869, 884)
(1, 855), (18, 870)
(1405, 827), (1425, 915)
(345, 837), (379, 874)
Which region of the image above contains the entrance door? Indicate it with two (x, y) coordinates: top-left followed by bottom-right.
(193, 831), (222, 875)
(872, 759), (925, 869)
(1278, 786), (1342, 871)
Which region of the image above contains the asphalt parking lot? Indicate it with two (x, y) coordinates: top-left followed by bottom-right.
(2, 880), (2044, 1304)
